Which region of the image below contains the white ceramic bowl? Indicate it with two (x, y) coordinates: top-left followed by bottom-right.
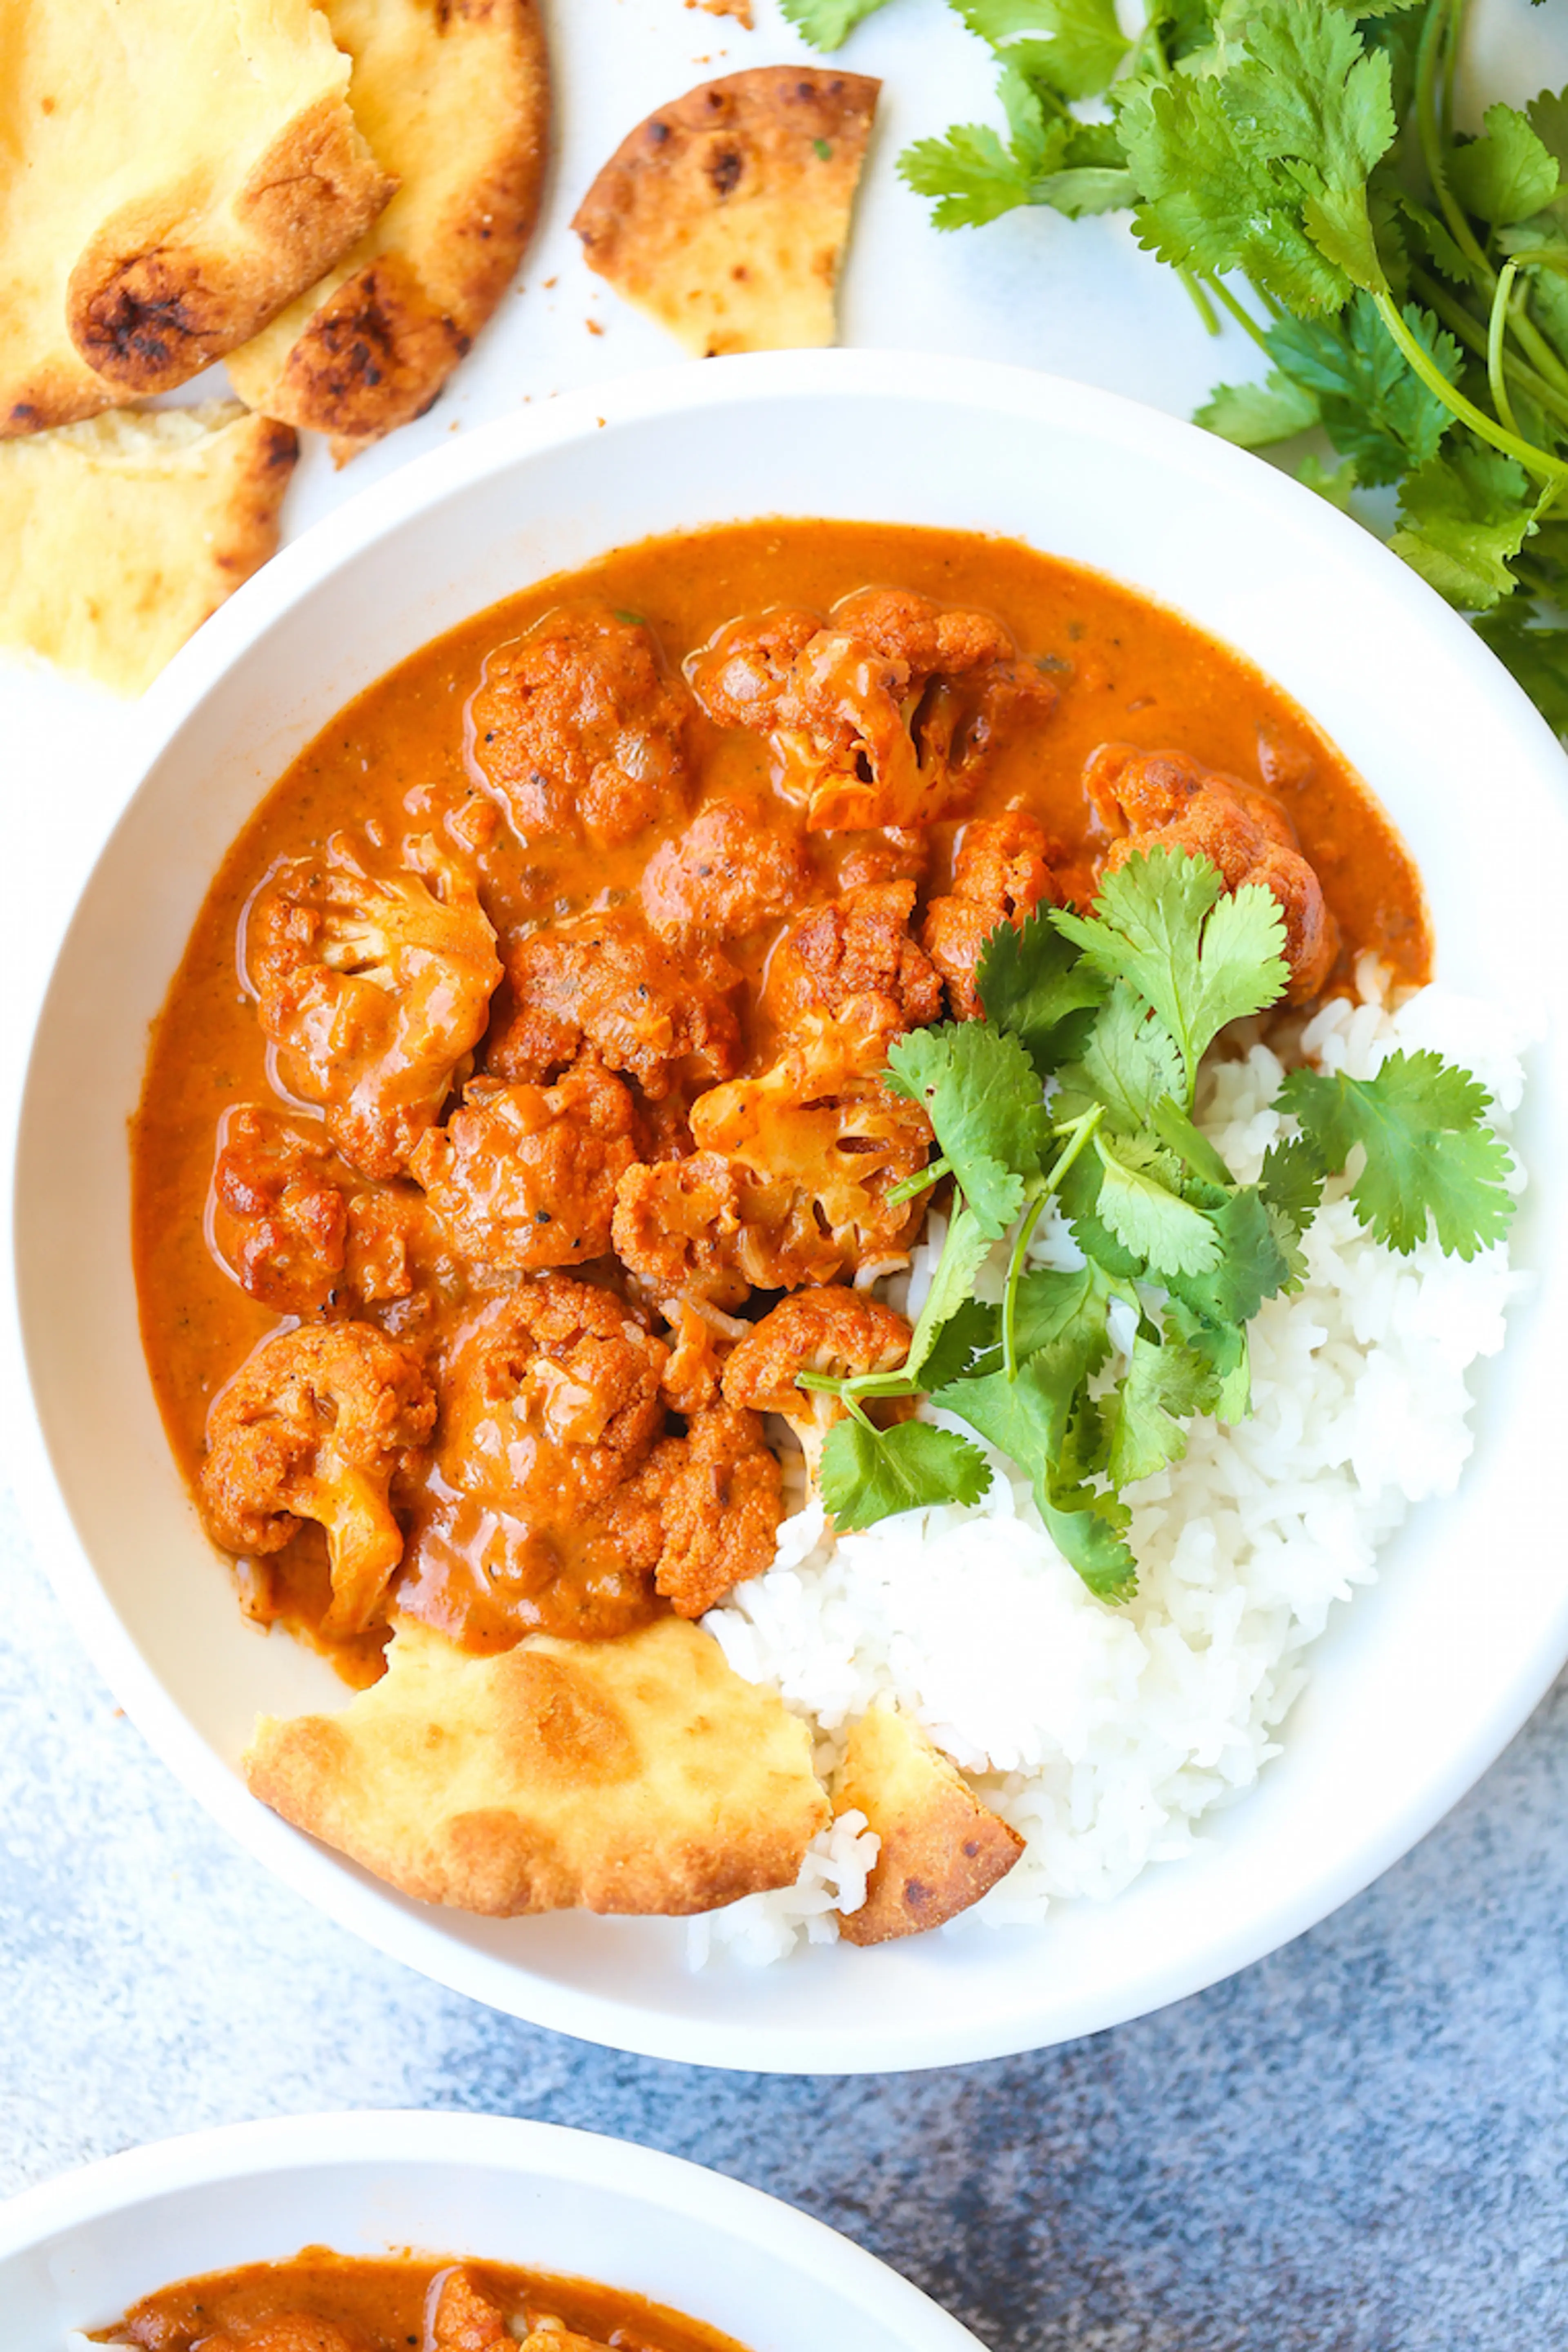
(0, 2109), (984, 2349)
(12, 351), (1568, 2073)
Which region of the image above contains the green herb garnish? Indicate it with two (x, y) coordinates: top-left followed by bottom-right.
(811, 846), (1515, 1599)
(786, 0), (1568, 734)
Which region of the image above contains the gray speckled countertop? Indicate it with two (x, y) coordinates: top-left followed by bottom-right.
(6, 1476), (1568, 2350)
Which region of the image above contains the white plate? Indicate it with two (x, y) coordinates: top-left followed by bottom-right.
(0, 2109), (985, 2349)
(11, 350), (1568, 2072)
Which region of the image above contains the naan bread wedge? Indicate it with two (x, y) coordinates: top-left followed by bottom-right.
(0, 403), (297, 695)
(1, 0), (392, 434)
(572, 67), (878, 357)
(244, 1614), (830, 1915)
(835, 1704), (1023, 1945)
(228, 0), (551, 462)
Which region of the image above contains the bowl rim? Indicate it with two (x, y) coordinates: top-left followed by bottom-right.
(10, 345), (1568, 2075)
(0, 2107), (986, 2347)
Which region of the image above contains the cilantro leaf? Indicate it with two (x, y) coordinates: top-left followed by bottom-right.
(933, 1353), (1075, 1484)
(780, 0), (893, 46)
(1163, 1183), (1293, 1325)
(1278, 1050), (1516, 1258)
(901, 121), (1055, 229)
(819, 1417), (992, 1531)
(1052, 850), (1289, 1103)
(1259, 1134), (1328, 1234)
(1039, 1483), (1138, 1600)
(1009, 1261), (1125, 1368)
(1104, 1330), (1216, 1485)
(1390, 440), (1535, 610)
(904, 1205), (996, 1382)
(1163, 1296), (1251, 1421)
(1073, 985), (1188, 1134)
(954, 0), (1129, 104)
(917, 1296), (1002, 1392)
(1448, 102), (1560, 228)
(1195, 371), (1322, 448)
(1474, 604), (1568, 732)
(1298, 454), (1359, 509)
(1263, 297), (1459, 485)
(976, 908), (1107, 1076)
(885, 1022), (1051, 1236)
(1094, 1134), (1224, 1277)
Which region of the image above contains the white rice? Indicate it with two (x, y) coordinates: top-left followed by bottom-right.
(693, 960), (1528, 1964)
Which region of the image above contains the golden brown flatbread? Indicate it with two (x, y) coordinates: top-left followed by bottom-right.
(572, 67), (878, 357)
(228, 0), (551, 463)
(0, 0), (392, 434)
(244, 1614), (830, 1915)
(835, 1703), (1024, 1945)
(0, 403), (297, 695)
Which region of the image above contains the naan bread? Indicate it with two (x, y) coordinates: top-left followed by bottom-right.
(244, 1614), (830, 1915)
(1, 0), (392, 434)
(228, 0), (551, 462)
(0, 403), (297, 695)
(835, 1704), (1023, 1945)
(572, 67), (878, 357)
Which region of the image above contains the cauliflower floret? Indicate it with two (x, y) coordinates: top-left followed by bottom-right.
(922, 810), (1067, 1020)
(765, 879), (944, 1032)
(687, 588), (1058, 831)
(430, 2267), (510, 2350)
(659, 1299), (728, 1414)
(490, 906), (742, 1101)
(1087, 744), (1340, 1002)
(246, 830), (502, 1180)
(639, 792), (818, 938)
(200, 1322), (436, 1637)
(641, 1404), (784, 1617)
(468, 604), (692, 848)
(688, 1000), (933, 1280)
(399, 1277), (670, 1642)
(410, 1054), (640, 1272)
(612, 1151), (846, 1310)
(833, 824), (930, 891)
(209, 1104), (350, 1314)
(722, 1288), (913, 1477)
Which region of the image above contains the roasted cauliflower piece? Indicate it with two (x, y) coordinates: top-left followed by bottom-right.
(491, 905), (742, 1101)
(468, 604), (692, 849)
(833, 823), (930, 891)
(246, 829), (502, 1180)
(200, 1322), (436, 1637)
(399, 1276), (671, 1643)
(1087, 744), (1340, 1002)
(687, 588), (1058, 831)
(834, 1702), (1024, 1944)
(659, 1298), (729, 1414)
(208, 1103), (350, 1314)
(612, 1151), (846, 1310)
(922, 810), (1067, 1020)
(430, 2266), (510, 2350)
(639, 792), (818, 939)
(641, 1404), (784, 1618)
(722, 1287), (913, 1477)
(766, 878), (944, 1033)
(689, 1002), (933, 1282)
(410, 1054), (640, 1272)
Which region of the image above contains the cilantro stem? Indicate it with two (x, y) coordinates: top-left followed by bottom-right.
(1202, 274), (1272, 355)
(886, 1154), (949, 1208)
(1416, 0), (1493, 293)
(1179, 270), (1221, 338)
(1409, 267), (1568, 436)
(1001, 1107), (1105, 1381)
(1488, 263), (1523, 442)
(1372, 290), (1568, 485)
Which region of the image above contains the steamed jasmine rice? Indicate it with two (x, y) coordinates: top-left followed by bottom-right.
(691, 963), (1526, 1967)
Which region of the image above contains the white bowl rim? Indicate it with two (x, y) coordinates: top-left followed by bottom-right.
(10, 345), (1568, 2075)
(0, 2107), (984, 2348)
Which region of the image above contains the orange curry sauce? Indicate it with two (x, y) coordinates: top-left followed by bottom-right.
(131, 519), (1430, 1684)
(96, 2248), (748, 2352)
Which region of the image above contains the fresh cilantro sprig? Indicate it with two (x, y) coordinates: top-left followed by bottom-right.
(812, 847), (1515, 1601)
(788, 0), (1568, 735)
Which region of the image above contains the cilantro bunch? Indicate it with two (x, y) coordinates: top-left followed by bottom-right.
(808, 847), (1515, 1601)
(783, 0), (1568, 732)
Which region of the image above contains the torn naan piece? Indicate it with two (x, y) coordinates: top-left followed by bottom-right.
(835, 1704), (1023, 1945)
(572, 67), (878, 357)
(227, 0), (551, 462)
(1, 0), (392, 434)
(0, 403), (297, 694)
(244, 1614), (830, 1915)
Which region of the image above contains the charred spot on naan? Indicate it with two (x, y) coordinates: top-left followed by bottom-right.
(834, 1703), (1023, 1945)
(243, 1615), (829, 1915)
(572, 67), (878, 357)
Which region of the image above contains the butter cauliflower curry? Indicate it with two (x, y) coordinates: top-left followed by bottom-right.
(132, 520), (1428, 1934)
